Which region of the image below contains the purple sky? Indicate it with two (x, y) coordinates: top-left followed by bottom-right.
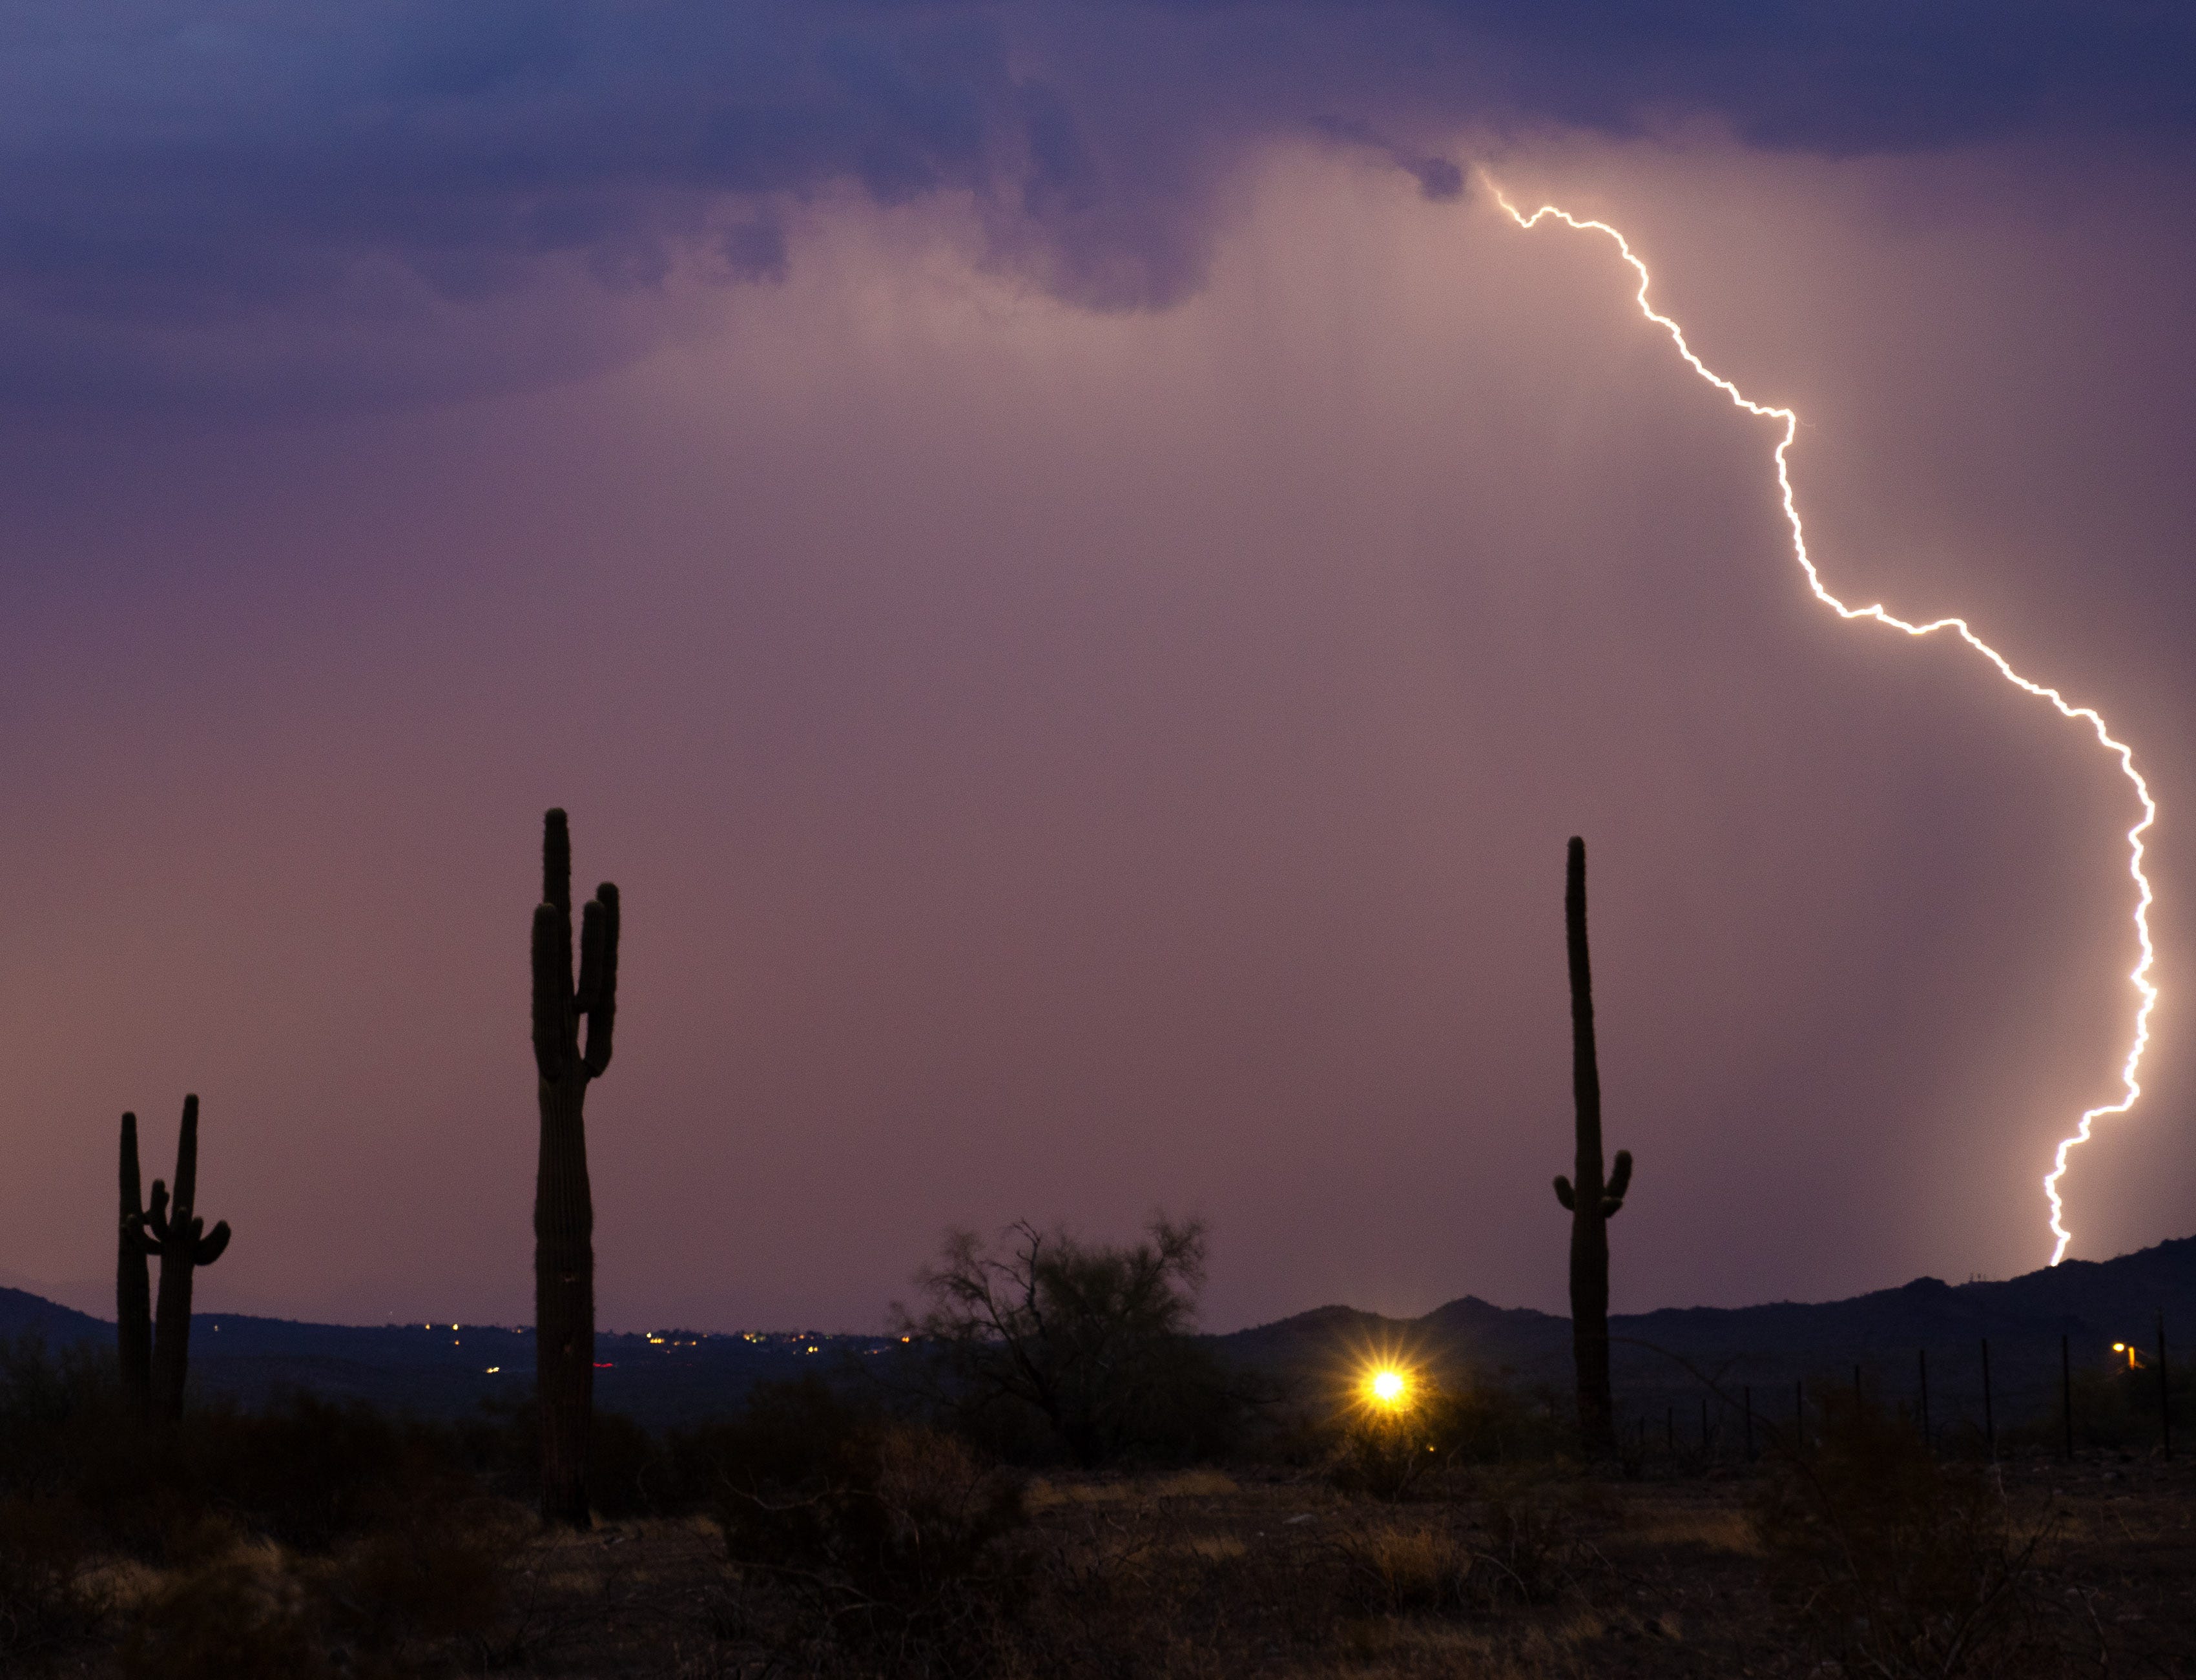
(4, 6), (2195, 1332)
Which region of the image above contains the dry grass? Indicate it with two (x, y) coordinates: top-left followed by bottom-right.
(6, 1453), (2193, 1677)
(1625, 1502), (1763, 1554)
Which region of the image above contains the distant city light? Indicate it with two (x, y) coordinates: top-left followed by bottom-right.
(1367, 1368), (1408, 1407)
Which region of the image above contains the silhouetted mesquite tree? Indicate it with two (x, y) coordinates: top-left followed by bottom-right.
(116, 1112), (153, 1416)
(532, 808), (619, 1528)
(127, 1095), (232, 1423)
(1551, 837), (1630, 1458)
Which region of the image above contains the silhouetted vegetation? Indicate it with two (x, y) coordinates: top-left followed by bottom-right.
(122, 1096), (233, 1423)
(1757, 1384), (2058, 1677)
(896, 1216), (1248, 1466)
(1551, 836), (1631, 1460)
(2004, 1349), (2193, 1455)
(115, 1112), (152, 1417)
(1322, 1377), (1574, 1499)
(706, 1378), (1031, 1674)
(530, 805), (621, 1529)
(2, 1330), (2190, 1677)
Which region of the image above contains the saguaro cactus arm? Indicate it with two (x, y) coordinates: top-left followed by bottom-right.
(172, 1094), (200, 1210)
(580, 883), (619, 1077)
(543, 807), (572, 913)
(119, 1112), (144, 1227)
(133, 1181), (173, 1249)
(1600, 1150), (1633, 1217)
(1553, 1176), (1576, 1210)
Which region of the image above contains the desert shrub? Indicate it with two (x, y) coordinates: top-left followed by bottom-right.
(899, 1216), (1248, 1467)
(1431, 1379), (1572, 1464)
(652, 1372), (878, 1511)
(710, 1380), (1030, 1675)
(453, 1395), (672, 1520)
(2027, 1356), (2195, 1453)
(180, 1393), (473, 1552)
(1467, 1471), (1582, 1607)
(572, 1406), (660, 1518)
(1329, 1399), (1443, 1500)
(121, 1506), (515, 1679)
(0, 1340), (218, 1556)
(0, 1492), (103, 1658)
(1336, 1519), (1475, 1615)
(0, 1338), (144, 1493)
(0, 1337), (526, 1579)
(1756, 1386), (2057, 1678)
(121, 1550), (330, 1680)
(1323, 1376), (1568, 1498)
(316, 1500), (516, 1659)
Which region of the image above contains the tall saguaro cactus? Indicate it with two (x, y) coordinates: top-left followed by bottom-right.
(116, 1112), (153, 1416)
(127, 1095), (232, 1423)
(532, 808), (620, 1529)
(1551, 838), (1631, 1458)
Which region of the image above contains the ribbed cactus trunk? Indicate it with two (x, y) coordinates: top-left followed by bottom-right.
(535, 1075), (594, 1526)
(532, 809), (619, 1530)
(117, 1113), (153, 1417)
(1552, 838), (1630, 1460)
(129, 1095), (232, 1424)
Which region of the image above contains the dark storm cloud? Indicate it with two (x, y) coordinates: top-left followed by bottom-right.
(1411, 1), (2196, 151)
(1308, 117), (1467, 202)
(3, 1), (2191, 403)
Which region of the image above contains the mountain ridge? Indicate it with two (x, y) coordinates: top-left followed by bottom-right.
(6, 1234), (2188, 1427)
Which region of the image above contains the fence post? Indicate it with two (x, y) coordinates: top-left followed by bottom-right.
(2160, 1312), (2173, 1462)
(2062, 1333), (2074, 1460)
(1982, 1338), (1994, 1457)
(1918, 1348), (1931, 1447)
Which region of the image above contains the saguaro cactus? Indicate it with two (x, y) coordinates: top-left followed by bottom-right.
(116, 1112), (153, 1416)
(128, 1095), (232, 1423)
(532, 808), (620, 1528)
(1551, 837), (1630, 1458)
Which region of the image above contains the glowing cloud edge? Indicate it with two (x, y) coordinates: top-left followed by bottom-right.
(1481, 176), (2158, 1267)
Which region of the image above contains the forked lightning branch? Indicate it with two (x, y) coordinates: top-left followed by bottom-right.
(1483, 178), (2159, 1267)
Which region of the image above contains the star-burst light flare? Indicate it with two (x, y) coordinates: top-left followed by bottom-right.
(1482, 176), (2159, 1266)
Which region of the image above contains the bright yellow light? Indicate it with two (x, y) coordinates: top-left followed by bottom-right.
(1369, 1368), (1408, 1407)
(2114, 1342), (2126, 1352)
(1487, 178), (2159, 1268)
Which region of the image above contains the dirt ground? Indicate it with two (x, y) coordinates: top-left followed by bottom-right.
(30, 1447), (2196, 1678)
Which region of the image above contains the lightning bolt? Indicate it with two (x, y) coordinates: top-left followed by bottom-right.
(1484, 178), (2158, 1267)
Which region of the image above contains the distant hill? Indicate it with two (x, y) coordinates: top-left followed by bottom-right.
(0, 1285), (107, 1348)
(1218, 1235), (2196, 1433)
(9, 1236), (2188, 1431)
(0, 1294), (896, 1426)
